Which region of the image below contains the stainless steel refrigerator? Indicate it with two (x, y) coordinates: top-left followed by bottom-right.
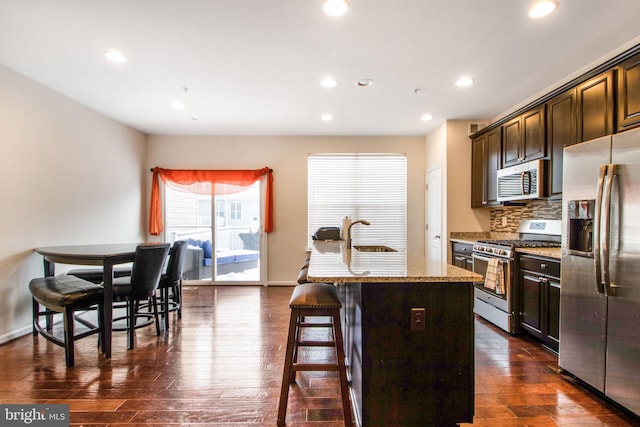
(560, 127), (640, 417)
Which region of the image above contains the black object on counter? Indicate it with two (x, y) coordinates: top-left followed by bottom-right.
(312, 226), (341, 241)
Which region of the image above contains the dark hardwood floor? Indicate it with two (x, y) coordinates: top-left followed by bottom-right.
(1, 285), (638, 426)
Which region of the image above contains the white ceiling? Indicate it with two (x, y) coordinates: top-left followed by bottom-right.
(1, 0), (640, 136)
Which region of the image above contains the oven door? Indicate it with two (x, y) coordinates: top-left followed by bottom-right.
(472, 253), (515, 333)
(472, 253), (511, 302)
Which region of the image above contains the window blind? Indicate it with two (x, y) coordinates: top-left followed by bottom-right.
(307, 153), (407, 248)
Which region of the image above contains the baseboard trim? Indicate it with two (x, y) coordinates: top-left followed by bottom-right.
(267, 281), (297, 287)
(0, 325), (32, 345)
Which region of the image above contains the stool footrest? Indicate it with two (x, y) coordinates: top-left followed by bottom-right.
(293, 364), (340, 372)
(33, 318), (100, 347)
(297, 322), (333, 327)
(297, 340), (336, 347)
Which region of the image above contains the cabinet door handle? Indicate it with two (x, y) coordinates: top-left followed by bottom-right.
(540, 263), (547, 270)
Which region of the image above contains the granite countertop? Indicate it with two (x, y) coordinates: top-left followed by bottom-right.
(449, 232), (489, 245)
(449, 237), (477, 245)
(308, 241), (482, 283)
(516, 247), (561, 259)
(449, 231), (520, 245)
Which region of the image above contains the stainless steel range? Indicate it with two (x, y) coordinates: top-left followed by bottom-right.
(472, 219), (561, 334)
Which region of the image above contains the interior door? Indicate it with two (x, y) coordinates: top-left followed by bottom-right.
(426, 167), (442, 261)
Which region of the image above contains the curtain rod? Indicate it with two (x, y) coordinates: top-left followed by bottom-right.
(150, 168), (273, 172)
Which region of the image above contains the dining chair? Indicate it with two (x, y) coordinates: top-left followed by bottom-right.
(112, 243), (171, 349)
(157, 240), (188, 330)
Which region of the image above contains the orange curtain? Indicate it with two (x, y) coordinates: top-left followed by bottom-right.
(150, 167), (273, 236)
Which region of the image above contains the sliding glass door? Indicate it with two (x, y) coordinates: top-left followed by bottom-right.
(164, 180), (263, 284)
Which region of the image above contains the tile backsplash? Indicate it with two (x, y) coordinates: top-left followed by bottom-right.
(491, 199), (562, 233)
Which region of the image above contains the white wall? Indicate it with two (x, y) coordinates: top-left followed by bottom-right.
(0, 64), (147, 342)
(146, 135), (426, 284)
(445, 121), (490, 240)
(425, 121), (490, 263)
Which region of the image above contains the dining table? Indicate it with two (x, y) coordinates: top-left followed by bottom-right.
(34, 243), (141, 359)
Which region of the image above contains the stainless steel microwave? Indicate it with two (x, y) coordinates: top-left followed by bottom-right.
(496, 159), (546, 202)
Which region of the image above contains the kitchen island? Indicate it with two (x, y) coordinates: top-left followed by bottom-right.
(307, 241), (482, 426)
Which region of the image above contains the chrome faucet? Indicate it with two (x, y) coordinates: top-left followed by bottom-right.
(346, 219), (371, 249)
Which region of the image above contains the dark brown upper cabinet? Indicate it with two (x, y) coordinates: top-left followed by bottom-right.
(502, 105), (545, 168)
(576, 70), (615, 142)
(617, 53), (640, 132)
(471, 127), (501, 208)
(469, 45), (639, 203)
(546, 88), (577, 197)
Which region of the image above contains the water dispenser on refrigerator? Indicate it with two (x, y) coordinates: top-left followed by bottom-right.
(567, 199), (594, 256)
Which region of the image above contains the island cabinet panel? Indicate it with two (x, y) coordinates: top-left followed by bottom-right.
(338, 281), (474, 426)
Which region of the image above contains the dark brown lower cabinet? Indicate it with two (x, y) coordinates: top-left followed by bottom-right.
(452, 241), (474, 271)
(337, 281), (474, 426)
(519, 254), (560, 352)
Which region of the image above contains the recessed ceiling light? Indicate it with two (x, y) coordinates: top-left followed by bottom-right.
(171, 100), (185, 110)
(355, 79), (374, 87)
(455, 76), (475, 87)
(323, 0), (349, 16)
(529, 0), (559, 18)
(103, 50), (127, 63)
(421, 114), (433, 121)
(321, 77), (337, 88)
(321, 113), (333, 122)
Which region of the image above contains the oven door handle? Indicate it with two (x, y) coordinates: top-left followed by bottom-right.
(472, 253), (508, 264)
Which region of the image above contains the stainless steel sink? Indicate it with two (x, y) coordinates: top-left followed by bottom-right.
(353, 245), (398, 252)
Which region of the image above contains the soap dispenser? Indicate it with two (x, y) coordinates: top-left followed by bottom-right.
(341, 216), (351, 240)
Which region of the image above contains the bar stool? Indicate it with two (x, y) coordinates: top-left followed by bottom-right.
(277, 283), (353, 426)
(29, 275), (105, 367)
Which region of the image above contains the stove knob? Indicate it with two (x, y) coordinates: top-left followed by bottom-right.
(486, 248), (493, 254)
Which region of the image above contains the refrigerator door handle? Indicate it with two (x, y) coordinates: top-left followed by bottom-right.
(602, 163), (617, 297)
(594, 164), (607, 294)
